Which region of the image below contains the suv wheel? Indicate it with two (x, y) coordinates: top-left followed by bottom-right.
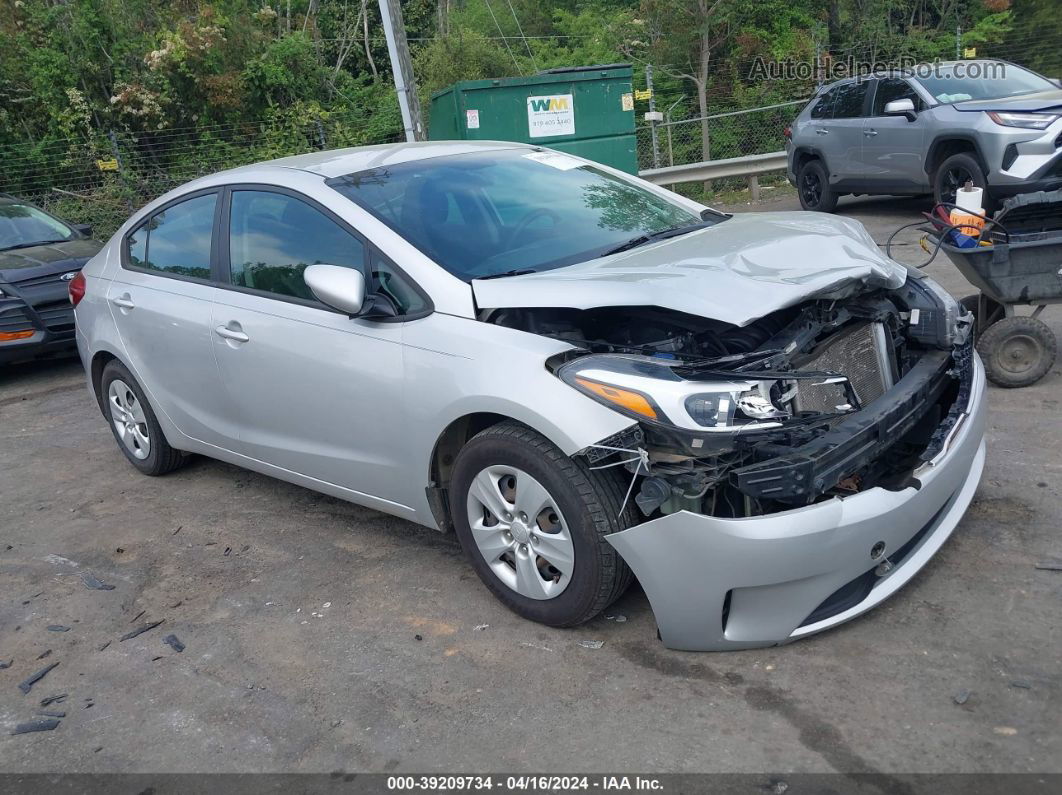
(450, 421), (635, 627)
(797, 159), (838, 212)
(934, 152), (987, 207)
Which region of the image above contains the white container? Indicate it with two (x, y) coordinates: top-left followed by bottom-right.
(955, 185), (984, 214)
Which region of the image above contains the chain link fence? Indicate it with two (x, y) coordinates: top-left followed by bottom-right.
(2, 96), (812, 234)
(0, 110), (402, 239)
(636, 100), (806, 171)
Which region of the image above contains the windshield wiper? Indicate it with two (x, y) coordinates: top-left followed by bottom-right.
(1, 239), (70, 252)
(598, 222), (713, 258)
(476, 268), (537, 280)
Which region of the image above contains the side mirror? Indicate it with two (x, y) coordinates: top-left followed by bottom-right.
(72, 223), (93, 237)
(304, 263), (366, 316)
(884, 98), (917, 122)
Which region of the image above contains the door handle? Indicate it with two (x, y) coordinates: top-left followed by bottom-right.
(111, 295), (135, 310)
(815, 128), (830, 135)
(863, 129), (878, 137)
(215, 325), (249, 343)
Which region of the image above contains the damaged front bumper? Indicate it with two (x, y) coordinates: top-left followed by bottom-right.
(606, 354), (986, 651)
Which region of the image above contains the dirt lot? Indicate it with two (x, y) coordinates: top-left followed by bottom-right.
(1, 194), (1059, 774)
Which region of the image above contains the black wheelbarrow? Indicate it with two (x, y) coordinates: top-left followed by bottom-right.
(934, 189), (1062, 388)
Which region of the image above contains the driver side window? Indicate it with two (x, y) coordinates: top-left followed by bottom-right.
(228, 190), (365, 301)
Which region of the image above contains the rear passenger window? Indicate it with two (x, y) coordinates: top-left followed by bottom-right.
(810, 89), (837, 119)
(126, 193), (216, 280)
(228, 190), (366, 301)
(832, 81), (870, 119)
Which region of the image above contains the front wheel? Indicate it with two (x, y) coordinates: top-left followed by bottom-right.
(934, 152), (987, 208)
(450, 421), (635, 627)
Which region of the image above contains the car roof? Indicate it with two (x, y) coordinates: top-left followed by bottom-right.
(232, 139), (533, 180)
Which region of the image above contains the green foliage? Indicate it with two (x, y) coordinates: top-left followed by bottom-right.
(0, 0), (1052, 236)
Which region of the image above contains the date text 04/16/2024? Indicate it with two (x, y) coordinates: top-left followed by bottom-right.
(386, 776), (664, 791)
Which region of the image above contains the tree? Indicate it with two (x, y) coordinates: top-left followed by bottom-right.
(638, 0), (733, 173)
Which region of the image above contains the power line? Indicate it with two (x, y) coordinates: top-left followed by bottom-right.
(482, 0), (522, 72)
(504, 0), (538, 72)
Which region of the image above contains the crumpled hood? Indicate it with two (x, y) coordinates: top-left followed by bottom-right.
(472, 212), (907, 327)
(953, 88), (1062, 113)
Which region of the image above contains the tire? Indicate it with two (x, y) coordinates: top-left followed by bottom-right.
(934, 152), (987, 208)
(976, 316), (1057, 388)
(100, 360), (186, 475)
(450, 421), (636, 627)
(959, 293), (1005, 338)
(797, 159), (838, 212)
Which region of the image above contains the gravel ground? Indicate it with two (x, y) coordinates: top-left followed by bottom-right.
(0, 193), (1058, 774)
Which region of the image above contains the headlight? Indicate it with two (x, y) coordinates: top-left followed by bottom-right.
(556, 353), (790, 432)
(987, 111), (1060, 130)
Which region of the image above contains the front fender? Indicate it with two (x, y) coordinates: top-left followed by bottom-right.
(401, 313), (635, 527)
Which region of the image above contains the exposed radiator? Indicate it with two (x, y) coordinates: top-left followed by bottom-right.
(793, 322), (894, 414)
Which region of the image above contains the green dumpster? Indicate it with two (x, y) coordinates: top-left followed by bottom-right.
(428, 63), (637, 174)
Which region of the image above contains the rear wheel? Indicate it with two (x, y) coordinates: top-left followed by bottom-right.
(450, 421), (635, 627)
(797, 159), (838, 212)
(101, 360), (186, 475)
(976, 316), (1057, 388)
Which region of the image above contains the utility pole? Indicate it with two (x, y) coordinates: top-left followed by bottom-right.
(955, 25), (961, 60)
(646, 64), (661, 170)
(814, 39), (823, 88)
(378, 0), (424, 142)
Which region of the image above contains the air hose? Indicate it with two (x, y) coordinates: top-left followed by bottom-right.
(884, 202), (1011, 269)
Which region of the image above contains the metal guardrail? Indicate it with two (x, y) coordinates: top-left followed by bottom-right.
(639, 151), (788, 186)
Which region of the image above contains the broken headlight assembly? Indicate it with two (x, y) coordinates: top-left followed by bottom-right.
(555, 353), (797, 432)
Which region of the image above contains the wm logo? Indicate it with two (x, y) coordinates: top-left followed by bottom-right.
(529, 97), (570, 112)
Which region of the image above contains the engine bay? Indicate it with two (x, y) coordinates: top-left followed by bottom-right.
(483, 275), (973, 520)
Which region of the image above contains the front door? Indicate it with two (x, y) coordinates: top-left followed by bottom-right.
(209, 187), (411, 508)
(861, 78), (929, 192)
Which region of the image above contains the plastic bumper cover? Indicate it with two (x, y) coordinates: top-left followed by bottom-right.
(606, 355), (987, 651)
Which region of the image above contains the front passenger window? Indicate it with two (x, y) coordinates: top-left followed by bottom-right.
(229, 190), (366, 301)
(872, 78), (924, 115)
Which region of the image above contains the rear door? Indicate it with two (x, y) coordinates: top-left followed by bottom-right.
(824, 80), (873, 183)
(209, 186), (422, 508)
(861, 77), (929, 192)
(106, 191), (231, 446)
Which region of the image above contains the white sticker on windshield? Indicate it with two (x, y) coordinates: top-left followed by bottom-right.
(522, 151), (583, 170)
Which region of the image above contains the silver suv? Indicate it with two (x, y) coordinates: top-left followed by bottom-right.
(786, 61), (1062, 212)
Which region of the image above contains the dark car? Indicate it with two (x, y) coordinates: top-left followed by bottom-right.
(0, 195), (102, 364)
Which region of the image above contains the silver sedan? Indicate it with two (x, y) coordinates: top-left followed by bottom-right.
(71, 141), (985, 650)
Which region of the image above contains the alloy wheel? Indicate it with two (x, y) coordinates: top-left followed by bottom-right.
(800, 172), (822, 208)
(465, 465), (575, 600)
(941, 166), (973, 206)
(108, 379), (151, 460)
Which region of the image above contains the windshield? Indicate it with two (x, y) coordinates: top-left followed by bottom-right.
(329, 149), (705, 280)
(0, 203), (76, 251)
(915, 63), (1056, 103)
